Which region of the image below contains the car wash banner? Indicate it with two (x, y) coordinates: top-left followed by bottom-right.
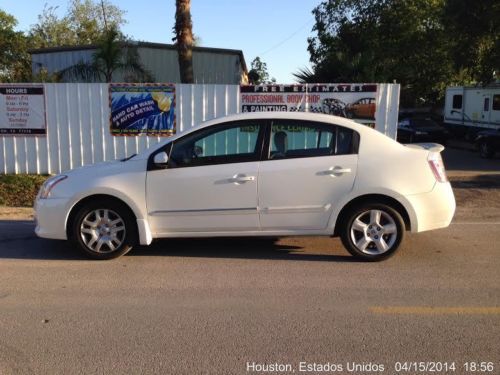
(0, 85), (46, 135)
(240, 84), (378, 125)
(109, 84), (176, 136)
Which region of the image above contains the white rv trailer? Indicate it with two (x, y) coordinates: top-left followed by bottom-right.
(444, 85), (500, 136)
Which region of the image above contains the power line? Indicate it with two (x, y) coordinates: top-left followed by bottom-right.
(258, 18), (314, 56)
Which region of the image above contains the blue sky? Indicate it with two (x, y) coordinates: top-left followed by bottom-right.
(1, 0), (320, 82)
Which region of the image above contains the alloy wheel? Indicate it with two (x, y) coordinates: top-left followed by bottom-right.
(349, 209), (397, 255)
(80, 209), (126, 253)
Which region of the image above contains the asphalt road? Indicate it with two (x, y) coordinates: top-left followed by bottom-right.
(1, 205), (499, 374)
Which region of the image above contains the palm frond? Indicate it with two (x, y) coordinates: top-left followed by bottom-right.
(56, 60), (101, 82)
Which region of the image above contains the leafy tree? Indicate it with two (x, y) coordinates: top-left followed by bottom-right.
(442, 0), (499, 84)
(301, 0), (500, 106)
(303, 0), (454, 106)
(248, 57), (276, 84)
(29, 0), (126, 48)
(0, 10), (31, 82)
(57, 26), (153, 83)
(174, 0), (194, 83)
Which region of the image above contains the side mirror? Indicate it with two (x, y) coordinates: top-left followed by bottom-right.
(153, 151), (169, 168)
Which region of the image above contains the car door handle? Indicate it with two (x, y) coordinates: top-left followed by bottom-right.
(318, 167), (352, 176)
(230, 174), (256, 184)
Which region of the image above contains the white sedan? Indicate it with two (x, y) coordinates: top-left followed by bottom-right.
(35, 112), (455, 261)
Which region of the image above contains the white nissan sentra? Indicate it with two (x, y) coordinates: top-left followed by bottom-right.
(35, 112), (455, 261)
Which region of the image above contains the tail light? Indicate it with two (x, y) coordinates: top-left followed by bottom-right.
(428, 153), (448, 182)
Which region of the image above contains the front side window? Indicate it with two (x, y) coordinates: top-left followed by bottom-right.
(269, 120), (358, 160)
(169, 121), (263, 168)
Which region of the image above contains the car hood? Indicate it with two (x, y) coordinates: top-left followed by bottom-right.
(62, 158), (143, 178)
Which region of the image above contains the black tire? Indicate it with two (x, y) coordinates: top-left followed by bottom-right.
(340, 203), (405, 261)
(71, 200), (137, 260)
(479, 141), (494, 159)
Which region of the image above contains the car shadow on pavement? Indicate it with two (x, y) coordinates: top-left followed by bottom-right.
(130, 237), (358, 263)
(0, 220), (356, 262)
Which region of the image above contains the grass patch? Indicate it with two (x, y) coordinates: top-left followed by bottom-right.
(0, 174), (49, 207)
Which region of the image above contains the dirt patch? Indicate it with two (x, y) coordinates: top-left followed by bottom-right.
(0, 207), (34, 221)
(452, 188), (500, 222)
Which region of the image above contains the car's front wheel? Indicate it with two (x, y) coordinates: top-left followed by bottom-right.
(71, 201), (137, 260)
(340, 204), (405, 261)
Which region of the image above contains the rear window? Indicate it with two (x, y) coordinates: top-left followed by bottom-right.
(452, 94), (462, 109)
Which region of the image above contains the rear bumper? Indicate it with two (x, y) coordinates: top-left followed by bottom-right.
(34, 198), (69, 240)
(403, 182), (456, 233)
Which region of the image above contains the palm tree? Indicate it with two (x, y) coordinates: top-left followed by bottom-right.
(174, 0), (194, 83)
(57, 26), (153, 83)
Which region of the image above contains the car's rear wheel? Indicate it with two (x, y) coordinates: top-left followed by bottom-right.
(479, 141), (494, 159)
(340, 204), (405, 261)
(71, 201), (136, 260)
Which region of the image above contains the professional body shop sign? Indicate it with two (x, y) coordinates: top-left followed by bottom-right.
(0, 85), (46, 135)
(240, 84), (378, 126)
(110, 84), (176, 136)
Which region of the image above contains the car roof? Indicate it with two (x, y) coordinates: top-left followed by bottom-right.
(197, 111), (370, 134)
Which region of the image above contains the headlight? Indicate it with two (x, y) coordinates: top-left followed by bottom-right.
(39, 175), (68, 199)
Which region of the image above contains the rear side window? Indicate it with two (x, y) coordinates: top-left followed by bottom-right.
(452, 94), (462, 109)
(493, 95), (500, 111)
(269, 120), (359, 160)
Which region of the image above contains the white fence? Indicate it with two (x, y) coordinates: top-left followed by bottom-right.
(0, 83), (399, 174)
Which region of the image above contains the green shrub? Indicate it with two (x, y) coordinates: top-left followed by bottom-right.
(0, 174), (49, 207)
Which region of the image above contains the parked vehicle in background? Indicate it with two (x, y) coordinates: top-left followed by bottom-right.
(475, 129), (500, 158)
(34, 112), (455, 262)
(321, 98), (346, 117)
(346, 98), (376, 119)
(397, 117), (451, 144)
(444, 85), (500, 139)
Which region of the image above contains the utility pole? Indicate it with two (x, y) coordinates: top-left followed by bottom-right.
(101, 0), (108, 31)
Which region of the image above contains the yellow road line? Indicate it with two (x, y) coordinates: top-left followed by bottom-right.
(370, 306), (500, 315)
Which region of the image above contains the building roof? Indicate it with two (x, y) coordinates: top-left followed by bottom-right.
(30, 42), (248, 74)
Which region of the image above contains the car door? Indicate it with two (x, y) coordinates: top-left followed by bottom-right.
(146, 120), (266, 234)
(258, 119), (358, 231)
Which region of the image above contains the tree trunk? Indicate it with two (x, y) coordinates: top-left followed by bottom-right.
(175, 0), (194, 83)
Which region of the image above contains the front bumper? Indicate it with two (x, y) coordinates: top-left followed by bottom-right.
(34, 197), (70, 240)
(403, 181), (456, 233)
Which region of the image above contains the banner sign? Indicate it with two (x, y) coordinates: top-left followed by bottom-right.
(109, 84), (176, 136)
(0, 86), (46, 135)
(240, 84), (378, 125)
